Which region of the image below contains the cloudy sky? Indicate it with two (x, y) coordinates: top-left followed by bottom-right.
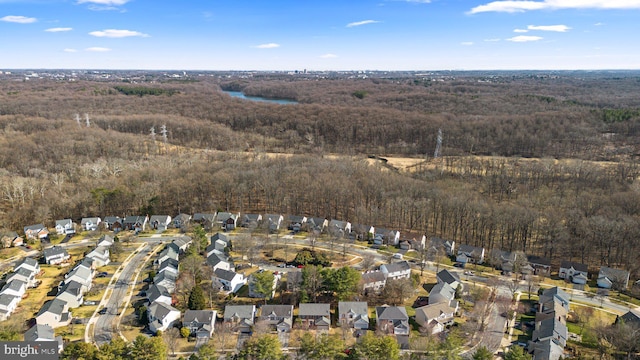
(1, 0), (639, 70)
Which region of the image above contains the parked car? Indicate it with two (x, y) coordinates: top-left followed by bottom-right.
(98, 308), (108, 315)
(84, 300), (97, 306)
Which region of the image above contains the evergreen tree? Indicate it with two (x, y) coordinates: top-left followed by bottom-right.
(188, 284), (206, 310)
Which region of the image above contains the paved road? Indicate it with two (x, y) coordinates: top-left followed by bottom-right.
(93, 243), (152, 346)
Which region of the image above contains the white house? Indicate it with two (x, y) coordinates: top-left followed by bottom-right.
(80, 217), (102, 231)
(43, 246), (70, 265)
(150, 215), (172, 231)
(5, 268), (37, 288)
(146, 284), (173, 306)
(86, 246), (110, 267)
(212, 268), (246, 294)
(597, 266), (630, 289)
(361, 271), (387, 294)
(428, 282), (457, 309)
(456, 244), (485, 265)
(0, 279), (27, 298)
(558, 261), (589, 283)
(64, 266), (93, 293)
(148, 301), (181, 334)
(0, 293), (20, 321)
(36, 298), (72, 329)
(55, 219), (75, 235)
(15, 257), (40, 275)
(380, 261), (412, 281)
(97, 235), (114, 248)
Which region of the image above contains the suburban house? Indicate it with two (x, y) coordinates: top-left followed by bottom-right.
(153, 271), (177, 294)
(248, 271), (278, 299)
(1, 231), (23, 248)
(428, 237), (456, 256)
(351, 224), (375, 241)
(183, 310), (216, 346)
(618, 309), (640, 326)
(24, 324), (63, 353)
(380, 261), (412, 281)
(338, 301), (369, 330)
(223, 305), (255, 333)
(55, 280), (84, 308)
(103, 216), (123, 232)
(149, 215), (172, 231)
(212, 268), (246, 294)
(428, 282), (458, 309)
(597, 266), (630, 289)
(558, 261), (589, 283)
(24, 224), (49, 240)
(15, 257), (40, 275)
(209, 233), (230, 254)
(214, 212), (240, 231)
(192, 213), (216, 230)
(436, 269), (461, 291)
(80, 217), (102, 231)
(5, 267), (37, 288)
(527, 255), (552, 276)
(286, 215), (307, 232)
(374, 228), (400, 246)
(74, 258), (96, 276)
(172, 237), (192, 253)
(488, 249), (518, 272)
(241, 214), (262, 228)
(43, 246), (70, 265)
(97, 235), (114, 248)
(328, 220), (352, 237)
(0, 293), (20, 321)
(258, 304), (294, 332)
(36, 298), (71, 328)
(157, 258), (179, 277)
(86, 246), (110, 267)
(173, 213), (192, 229)
(415, 302), (457, 334)
(456, 244), (485, 265)
(55, 219), (75, 235)
(146, 284), (173, 306)
(0, 279), (27, 298)
(64, 265), (93, 293)
(123, 215), (148, 232)
(148, 301), (181, 334)
(206, 251), (233, 272)
(375, 305), (409, 335)
(298, 303), (331, 330)
(265, 214), (284, 232)
(528, 287), (569, 360)
(305, 217), (328, 233)
(155, 246), (179, 265)
(361, 270), (387, 294)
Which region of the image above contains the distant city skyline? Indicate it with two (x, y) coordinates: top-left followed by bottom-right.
(1, 0), (639, 71)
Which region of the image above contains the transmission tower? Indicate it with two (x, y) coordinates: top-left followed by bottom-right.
(160, 124), (168, 143)
(434, 128), (443, 158)
(84, 113), (90, 127)
(74, 113), (81, 126)
(150, 126), (156, 141)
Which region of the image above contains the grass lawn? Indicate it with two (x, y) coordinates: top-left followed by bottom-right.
(0, 247), (22, 261)
(56, 323), (85, 342)
(73, 305), (98, 319)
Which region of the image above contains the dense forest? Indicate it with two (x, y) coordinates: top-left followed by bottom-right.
(1, 71), (640, 280)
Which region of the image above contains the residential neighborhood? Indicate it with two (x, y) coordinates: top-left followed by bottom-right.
(0, 210), (638, 360)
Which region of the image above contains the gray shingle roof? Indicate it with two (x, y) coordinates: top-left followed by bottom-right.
(559, 261), (588, 273)
(149, 301), (179, 320)
(338, 301), (368, 316)
(183, 310), (216, 325)
(43, 246), (68, 260)
(213, 268), (239, 282)
(224, 305), (255, 321)
(37, 298), (67, 317)
(376, 306), (408, 321)
(298, 303), (330, 317)
(382, 260), (411, 274)
(24, 324), (55, 341)
(436, 269), (460, 285)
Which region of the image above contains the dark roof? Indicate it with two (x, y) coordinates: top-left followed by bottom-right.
(298, 303), (330, 317)
(158, 258), (179, 271)
(559, 261), (588, 273)
(147, 284), (171, 302)
(37, 298), (67, 317)
(214, 268), (240, 282)
(260, 305), (293, 318)
(193, 213), (216, 222)
(58, 280), (83, 296)
(527, 255), (551, 266)
(183, 310), (216, 325)
(149, 301), (179, 320)
(619, 309), (640, 325)
(211, 232), (229, 244)
(436, 269), (461, 285)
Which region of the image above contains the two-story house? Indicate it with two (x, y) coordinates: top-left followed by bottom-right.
(415, 302), (457, 334)
(43, 246), (70, 265)
(148, 301), (181, 334)
(36, 298), (72, 328)
(375, 305), (409, 335)
(380, 261), (411, 281)
(298, 303), (331, 331)
(338, 301), (369, 330)
(55, 219), (75, 235)
(258, 304), (294, 333)
(80, 217), (102, 231)
(223, 305), (255, 334)
(212, 268), (245, 294)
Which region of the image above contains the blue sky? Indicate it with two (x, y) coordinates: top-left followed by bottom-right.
(1, 0), (639, 70)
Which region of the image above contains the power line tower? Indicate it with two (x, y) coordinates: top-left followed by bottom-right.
(160, 124), (168, 144)
(434, 128), (443, 159)
(84, 113), (90, 128)
(74, 113), (81, 126)
(150, 126), (156, 142)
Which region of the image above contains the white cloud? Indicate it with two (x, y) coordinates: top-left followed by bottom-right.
(400, 0), (431, 2)
(320, 53), (338, 58)
(528, 24), (571, 32)
(461, 42), (474, 46)
(484, 38), (501, 42)
(1, 15), (37, 23)
(514, 29), (529, 33)
(46, 27), (73, 32)
(77, 0), (129, 5)
(346, 20), (380, 27)
(64, 48), (78, 53)
(507, 35), (543, 42)
(470, 0), (640, 14)
(85, 47), (111, 52)
(254, 43), (280, 49)
(89, 29), (149, 38)
(594, 22), (604, 26)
